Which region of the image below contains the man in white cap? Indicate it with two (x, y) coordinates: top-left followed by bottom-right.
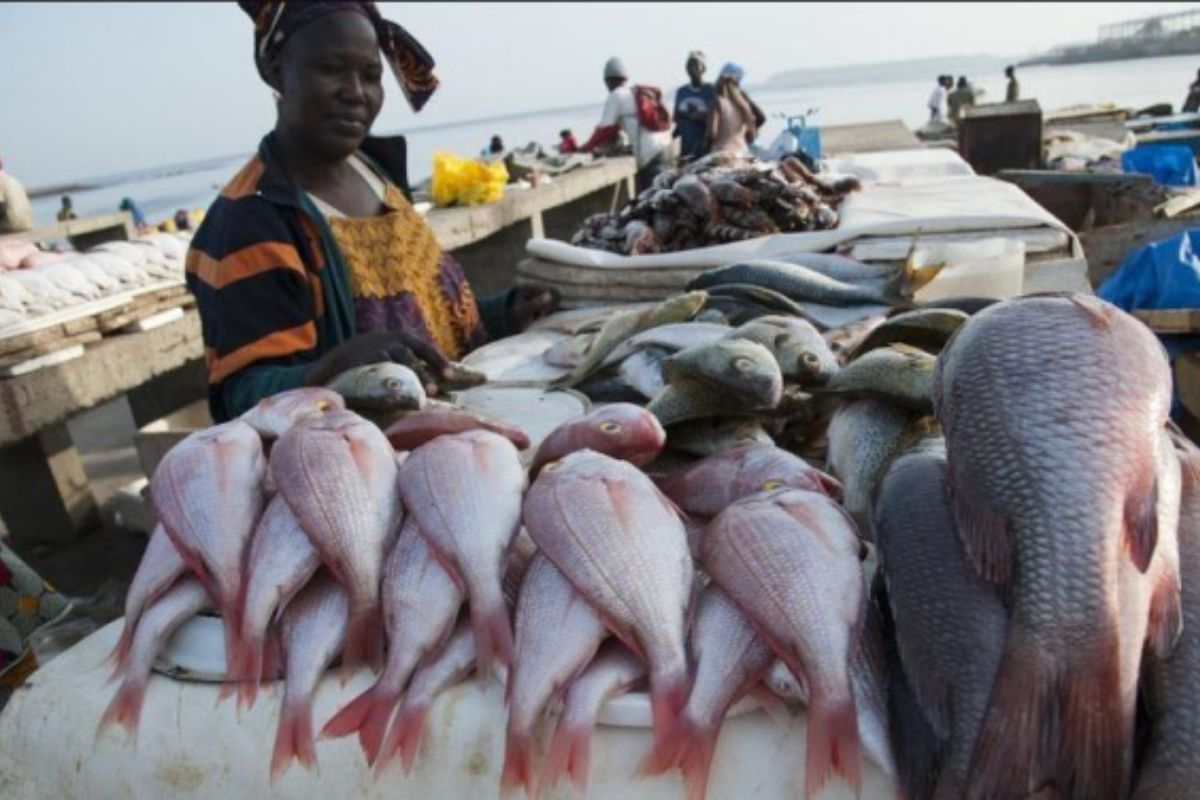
(581, 56), (671, 191)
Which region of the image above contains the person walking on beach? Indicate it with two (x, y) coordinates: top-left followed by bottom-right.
(673, 50), (715, 162)
(927, 75), (950, 123)
(0, 156), (34, 234)
(1005, 65), (1020, 102)
(947, 76), (975, 122)
(56, 196), (78, 223)
(581, 56), (671, 191)
(185, 0), (559, 421)
(707, 63), (759, 155)
(1184, 68), (1200, 113)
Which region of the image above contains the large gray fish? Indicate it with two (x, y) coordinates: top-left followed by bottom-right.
(704, 283), (830, 330)
(270, 573), (349, 782)
(111, 523), (187, 673)
(655, 442), (843, 519)
(542, 642), (647, 792)
(319, 519), (463, 766)
(935, 294), (1179, 800)
(687, 260), (899, 307)
(229, 495), (321, 709)
(641, 587), (776, 800)
(150, 420), (266, 658)
(523, 450), (693, 744)
(874, 437), (1007, 798)
(501, 554), (608, 797)
(272, 411), (399, 672)
(97, 577), (211, 741)
(325, 362), (427, 413)
(704, 488), (865, 799)
(663, 338), (783, 409)
(848, 308), (969, 359)
(1133, 436), (1200, 800)
(823, 343), (936, 412)
(618, 347), (669, 399)
(775, 252), (901, 285)
(726, 315), (839, 386)
(399, 429), (526, 674)
(825, 398), (916, 538)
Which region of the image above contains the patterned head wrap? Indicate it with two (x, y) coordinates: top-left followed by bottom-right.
(238, 0), (439, 112)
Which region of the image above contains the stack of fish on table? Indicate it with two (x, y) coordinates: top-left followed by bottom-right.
(571, 152), (861, 255)
(100, 245), (1200, 800)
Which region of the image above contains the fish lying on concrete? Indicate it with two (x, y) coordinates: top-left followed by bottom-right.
(325, 362), (427, 413)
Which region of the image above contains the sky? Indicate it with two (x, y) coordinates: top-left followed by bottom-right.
(0, 1), (1191, 188)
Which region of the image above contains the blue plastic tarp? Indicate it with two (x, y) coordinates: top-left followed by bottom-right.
(1121, 144), (1199, 187)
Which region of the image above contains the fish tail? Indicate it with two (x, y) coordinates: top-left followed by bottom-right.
(376, 699), (431, 777)
(232, 633), (264, 711)
(342, 604), (385, 674)
(96, 678), (146, 741)
(966, 626), (1061, 799)
(500, 728), (538, 798)
(678, 723), (721, 800)
(542, 716), (593, 791)
(471, 596), (515, 675)
(638, 711), (699, 777)
(649, 667), (691, 746)
(108, 623), (135, 677)
(1059, 651), (1134, 800)
(322, 683), (402, 766)
(270, 699), (316, 783)
(804, 693), (862, 800)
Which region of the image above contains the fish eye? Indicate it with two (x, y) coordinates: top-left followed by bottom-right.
(732, 356), (754, 372)
(599, 421), (623, 434)
(315, 400), (331, 411)
(543, 460), (562, 473)
(384, 379), (400, 390)
(802, 353), (819, 365)
(762, 480), (783, 490)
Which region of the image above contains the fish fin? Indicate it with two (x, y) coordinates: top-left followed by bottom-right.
(1068, 294), (1117, 328)
(342, 605), (385, 675)
(1147, 559), (1183, 659)
(677, 724), (721, 800)
(376, 700), (431, 776)
(471, 598), (515, 676)
(500, 729), (538, 798)
(233, 633), (264, 711)
(649, 667), (692, 751)
(1124, 476), (1159, 574)
(887, 659), (945, 800)
(108, 623), (135, 676)
(321, 684), (402, 767)
(96, 678), (146, 742)
(638, 711), (695, 777)
(270, 699), (316, 783)
(752, 684), (794, 733)
(805, 695), (862, 800)
(966, 625), (1062, 799)
(1057, 648), (1134, 800)
(948, 454), (1012, 585)
(543, 716), (592, 791)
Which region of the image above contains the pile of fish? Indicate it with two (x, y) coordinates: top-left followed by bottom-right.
(0, 231), (192, 329)
(571, 153), (861, 255)
(102, 286), (1200, 800)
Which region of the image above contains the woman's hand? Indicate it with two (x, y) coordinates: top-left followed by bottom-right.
(505, 285), (561, 333)
(304, 331), (452, 394)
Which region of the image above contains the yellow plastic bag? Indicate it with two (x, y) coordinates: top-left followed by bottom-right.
(431, 151), (508, 208)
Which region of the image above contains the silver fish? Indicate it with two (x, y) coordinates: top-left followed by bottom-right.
(687, 260), (899, 307)
(726, 315), (839, 386)
(662, 338), (783, 409)
(325, 362), (427, 413)
(935, 294), (1178, 800)
(825, 398), (916, 538)
(111, 523), (187, 673)
(823, 343), (936, 412)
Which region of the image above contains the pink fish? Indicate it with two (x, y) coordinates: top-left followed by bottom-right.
(523, 450), (693, 743)
(375, 616), (476, 776)
(705, 488), (865, 799)
(110, 523), (187, 673)
(227, 495), (321, 709)
(270, 572), (349, 782)
(384, 404), (531, 452)
(935, 295), (1178, 800)
(542, 642), (646, 792)
(641, 586), (776, 800)
(501, 553), (608, 797)
(654, 443), (843, 519)
(97, 577), (211, 741)
(529, 403), (666, 477)
(399, 429), (526, 674)
(149, 420), (265, 658)
(272, 411), (398, 672)
(321, 519), (464, 765)
(239, 387), (344, 441)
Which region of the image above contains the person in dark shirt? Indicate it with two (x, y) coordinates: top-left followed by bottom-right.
(673, 50), (716, 161)
(947, 76), (975, 122)
(1184, 69), (1200, 113)
(1005, 65), (1020, 103)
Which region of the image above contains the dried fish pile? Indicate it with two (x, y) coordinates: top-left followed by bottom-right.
(98, 287), (1200, 800)
(571, 153), (861, 255)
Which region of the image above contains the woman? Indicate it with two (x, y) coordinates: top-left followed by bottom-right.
(707, 63), (758, 155)
(187, 1), (558, 421)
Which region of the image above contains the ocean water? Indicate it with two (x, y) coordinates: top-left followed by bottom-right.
(28, 53), (1200, 229)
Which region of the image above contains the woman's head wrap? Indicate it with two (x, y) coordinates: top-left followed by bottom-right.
(238, 0), (439, 112)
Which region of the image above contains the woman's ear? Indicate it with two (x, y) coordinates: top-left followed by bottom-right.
(264, 54), (285, 99)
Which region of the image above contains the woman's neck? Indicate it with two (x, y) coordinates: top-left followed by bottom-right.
(275, 126), (353, 192)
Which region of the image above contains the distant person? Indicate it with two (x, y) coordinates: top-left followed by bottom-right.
(1005, 65), (1020, 102)
(557, 129), (579, 154)
(57, 195), (78, 222)
(673, 50), (716, 161)
(0, 155), (34, 234)
(1184, 68), (1200, 113)
(173, 208), (192, 231)
(947, 76), (976, 122)
(481, 134), (504, 158)
(581, 56), (671, 191)
(119, 197), (148, 231)
(708, 63), (758, 155)
(927, 75), (951, 123)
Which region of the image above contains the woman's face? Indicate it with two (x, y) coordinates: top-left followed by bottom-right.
(274, 11), (384, 161)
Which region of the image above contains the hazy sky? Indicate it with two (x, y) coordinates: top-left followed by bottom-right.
(0, 1), (1189, 187)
